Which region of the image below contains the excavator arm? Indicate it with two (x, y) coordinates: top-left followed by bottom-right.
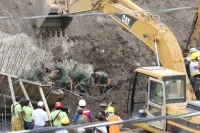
(37, 0), (196, 101)
(186, 3), (200, 49)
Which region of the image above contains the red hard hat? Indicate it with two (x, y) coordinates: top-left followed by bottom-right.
(55, 102), (62, 108)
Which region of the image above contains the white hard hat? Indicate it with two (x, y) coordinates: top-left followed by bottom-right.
(38, 101), (44, 107)
(77, 128), (85, 133)
(79, 99), (86, 106)
(190, 48), (197, 53)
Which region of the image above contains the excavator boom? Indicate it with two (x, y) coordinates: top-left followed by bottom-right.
(186, 3), (200, 49)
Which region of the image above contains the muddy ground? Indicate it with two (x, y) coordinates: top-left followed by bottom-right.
(0, 0), (199, 132)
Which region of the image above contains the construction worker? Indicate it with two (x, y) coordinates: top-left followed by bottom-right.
(94, 115), (108, 133)
(27, 66), (49, 82)
(22, 100), (33, 130)
(55, 117), (70, 133)
(99, 111), (109, 132)
(11, 96), (24, 131)
(192, 71), (200, 100)
(73, 99), (93, 124)
(32, 101), (49, 129)
(182, 49), (190, 77)
(92, 71), (111, 95)
(189, 53), (200, 86)
(106, 106), (123, 133)
(70, 66), (91, 96)
(56, 59), (70, 90)
(76, 107), (88, 125)
(49, 102), (68, 126)
(190, 47), (198, 54)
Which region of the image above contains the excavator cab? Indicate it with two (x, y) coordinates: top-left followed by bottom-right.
(130, 66), (186, 132)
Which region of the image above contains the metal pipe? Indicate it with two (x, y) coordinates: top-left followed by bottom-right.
(154, 38), (160, 67)
(1, 113), (4, 131)
(4, 97), (6, 131)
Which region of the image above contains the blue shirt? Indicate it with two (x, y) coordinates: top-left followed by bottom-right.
(73, 110), (93, 122)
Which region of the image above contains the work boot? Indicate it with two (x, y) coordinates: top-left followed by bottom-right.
(79, 90), (85, 96)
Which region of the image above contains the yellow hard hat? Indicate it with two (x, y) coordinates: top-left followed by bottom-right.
(107, 106), (114, 113)
(61, 117), (70, 124)
(190, 53), (198, 60)
(193, 71), (200, 77)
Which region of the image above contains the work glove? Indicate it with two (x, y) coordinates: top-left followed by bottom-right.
(96, 84), (101, 87)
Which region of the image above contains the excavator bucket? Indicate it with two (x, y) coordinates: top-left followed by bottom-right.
(36, 0), (73, 37)
(35, 0), (100, 37)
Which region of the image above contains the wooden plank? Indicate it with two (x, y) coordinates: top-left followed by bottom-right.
(19, 78), (41, 86)
(38, 86), (50, 117)
(0, 94), (38, 104)
(26, 84), (37, 99)
(8, 76), (15, 103)
(0, 71), (18, 79)
(61, 89), (83, 98)
(19, 81), (33, 109)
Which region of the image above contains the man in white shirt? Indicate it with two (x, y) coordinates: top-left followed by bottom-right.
(32, 101), (49, 129)
(189, 52), (200, 86)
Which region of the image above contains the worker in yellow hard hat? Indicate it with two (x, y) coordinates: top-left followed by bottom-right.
(106, 106), (123, 133)
(189, 52), (200, 86)
(55, 117), (70, 133)
(192, 71), (200, 100)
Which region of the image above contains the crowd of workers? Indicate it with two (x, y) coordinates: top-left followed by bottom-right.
(11, 96), (122, 133)
(183, 47), (200, 100)
(27, 59), (112, 96)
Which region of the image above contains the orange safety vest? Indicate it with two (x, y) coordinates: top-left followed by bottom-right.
(107, 115), (120, 133)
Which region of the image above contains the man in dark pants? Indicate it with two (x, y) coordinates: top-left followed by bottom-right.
(193, 71), (200, 100)
(56, 60), (70, 90)
(22, 100), (33, 130)
(99, 111), (109, 133)
(70, 66), (91, 96)
(91, 71), (111, 95)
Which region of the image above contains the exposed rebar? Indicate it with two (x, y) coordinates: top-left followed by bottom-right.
(16, 53), (28, 76)
(7, 46), (22, 74)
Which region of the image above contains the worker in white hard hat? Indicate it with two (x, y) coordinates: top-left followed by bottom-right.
(190, 48), (197, 54)
(73, 99), (93, 124)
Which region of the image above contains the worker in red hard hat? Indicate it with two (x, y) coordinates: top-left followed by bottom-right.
(49, 102), (68, 126)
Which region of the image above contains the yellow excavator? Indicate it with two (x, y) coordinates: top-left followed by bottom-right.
(36, 0), (200, 132)
(186, 3), (200, 49)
